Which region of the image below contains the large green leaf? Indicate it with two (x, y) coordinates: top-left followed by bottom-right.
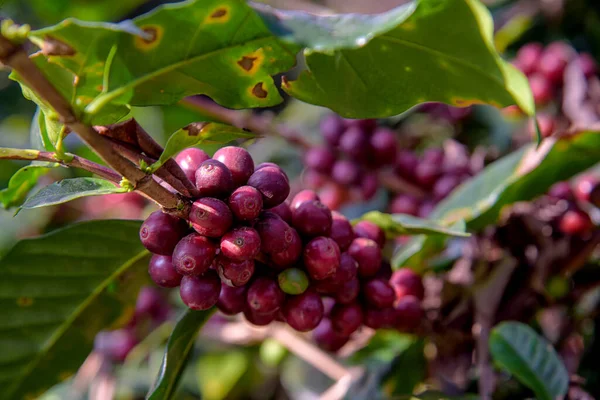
(357, 211), (469, 238)
(0, 164), (54, 209)
(393, 130), (600, 269)
(26, 0), (147, 25)
(281, 0), (534, 118)
(0, 220), (149, 400)
(148, 308), (215, 400)
(490, 322), (569, 400)
(150, 122), (254, 171)
(250, 2), (416, 51)
(29, 0), (299, 118)
(21, 177), (125, 209)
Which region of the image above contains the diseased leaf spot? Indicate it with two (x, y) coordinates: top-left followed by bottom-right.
(212, 8), (227, 18)
(236, 49), (265, 75)
(17, 297), (34, 307)
(251, 82), (268, 99)
(238, 56), (257, 72)
(184, 122), (210, 137)
(205, 6), (231, 23)
(134, 25), (164, 51)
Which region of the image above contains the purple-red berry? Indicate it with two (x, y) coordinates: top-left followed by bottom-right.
(304, 237), (341, 280)
(247, 166), (290, 208)
(216, 256), (255, 287)
(148, 255), (182, 287)
(195, 159), (234, 198)
(139, 211), (188, 255)
(220, 227), (261, 261)
(347, 238), (382, 278)
(175, 148), (209, 183)
(283, 290), (324, 332)
(247, 277), (285, 315)
(213, 146), (254, 187)
(172, 233), (217, 276)
(190, 197), (233, 238)
(228, 186), (263, 221)
(291, 199), (332, 237)
(179, 270), (221, 310)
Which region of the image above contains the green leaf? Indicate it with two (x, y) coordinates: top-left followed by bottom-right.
(148, 308), (215, 400)
(21, 177), (125, 209)
(150, 122), (254, 171)
(251, 2), (416, 51)
(30, 0), (299, 117)
(490, 322), (569, 400)
(11, 53), (128, 148)
(358, 211), (469, 238)
(30, 108), (56, 152)
(11, 55), (73, 149)
(26, 0), (147, 25)
(0, 220), (150, 400)
(393, 130), (600, 269)
(0, 164), (54, 209)
(282, 0), (534, 118)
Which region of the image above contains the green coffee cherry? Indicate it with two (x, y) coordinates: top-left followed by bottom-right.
(278, 268), (309, 295)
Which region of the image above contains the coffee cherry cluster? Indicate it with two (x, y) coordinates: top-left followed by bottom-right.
(511, 41), (598, 138)
(94, 287), (170, 362)
(301, 116), (396, 207)
(390, 144), (475, 218)
(547, 174), (598, 237)
(138, 145), (425, 341)
(302, 114), (475, 214)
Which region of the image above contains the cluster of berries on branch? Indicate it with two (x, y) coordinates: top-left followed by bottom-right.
(302, 113), (478, 218)
(511, 41), (598, 138)
(138, 145), (426, 349)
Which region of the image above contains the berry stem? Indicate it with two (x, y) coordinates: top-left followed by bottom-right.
(0, 32), (188, 216)
(0, 147), (122, 183)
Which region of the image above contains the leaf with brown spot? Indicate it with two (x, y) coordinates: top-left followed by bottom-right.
(150, 122), (254, 172)
(28, 0), (299, 116)
(251, 82), (268, 98)
(238, 56), (258, 72)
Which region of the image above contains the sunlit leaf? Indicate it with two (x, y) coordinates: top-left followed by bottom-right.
(21, 177), (125, 209)
(280, 0), (534, 118)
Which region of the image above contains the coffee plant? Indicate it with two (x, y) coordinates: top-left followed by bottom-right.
(0, 0), (599, 399)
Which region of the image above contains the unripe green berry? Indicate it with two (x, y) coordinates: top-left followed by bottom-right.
(278, 268), (309, 295)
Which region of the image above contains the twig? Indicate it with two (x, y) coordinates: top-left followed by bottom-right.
(377, 168), (428, 198)
(319, 368), (363, 400)
(182, 96), (312, 149)
(0, 147), (121, 183)
(95, 120), (200, 197)
(0, 34), (186, 215)
(269, 323), (351, 381)
(107, 140), (194, 197)
(473, 258), (518, 400)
